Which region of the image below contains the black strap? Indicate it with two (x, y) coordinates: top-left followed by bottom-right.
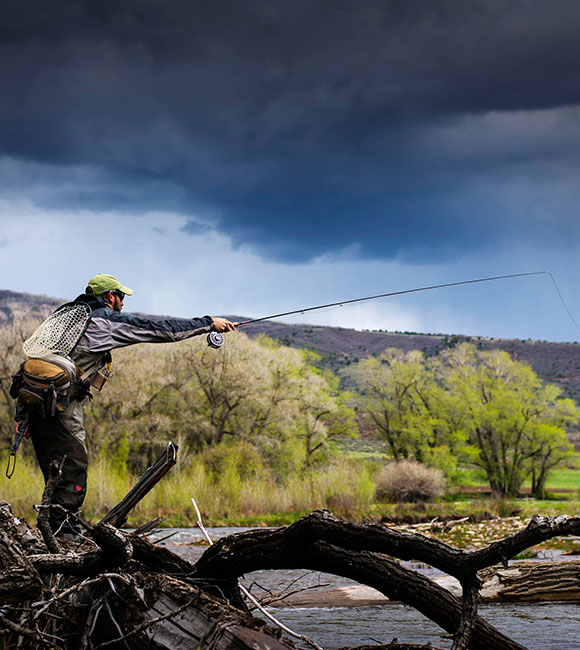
(6, 416), (29, 479)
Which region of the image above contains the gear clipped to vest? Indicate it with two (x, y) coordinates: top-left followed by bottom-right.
(10, 353), (81, 418)
(207, 331), (225, 349)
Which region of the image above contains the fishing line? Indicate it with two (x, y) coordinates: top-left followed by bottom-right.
(546, 272), (580, 334)
(207, 270), (580, 347)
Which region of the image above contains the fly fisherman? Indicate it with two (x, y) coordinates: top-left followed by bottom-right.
(24, 273), (237, 540)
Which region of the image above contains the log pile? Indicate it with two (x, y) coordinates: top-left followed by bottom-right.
(2, 454), (580, 650)
(0, 499), (293, 650)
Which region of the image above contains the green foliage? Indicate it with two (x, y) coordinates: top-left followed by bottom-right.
(6, 448), (580, 526)
(344, 348), (470, 469)
(104, 431), (130, 479)
(437, 344), (580, 497)
(75, 332), (357, 476)
(321, 460), (376, 517)
(203, 440), (266, 481)
(347, 343), (580, 497)
(422, 445), (462, 483)
(0, 453), (45, 518)
(0, 322), (362, 520)
(2, 315), (578, 518)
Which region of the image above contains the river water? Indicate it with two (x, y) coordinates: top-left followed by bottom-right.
(148, 527), (580, 650)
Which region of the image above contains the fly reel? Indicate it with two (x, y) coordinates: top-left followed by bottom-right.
(207, 331), (225, 349)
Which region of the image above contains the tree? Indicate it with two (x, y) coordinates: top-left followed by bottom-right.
(347, 343), (579, 496)
(521, 384), (578, 497)
(0, 315), (43, 447)
(291, 364), (357, 496)
(82, 332), (355, 478)
(436, 344), (579, 497)
(344, 348), (467, 474)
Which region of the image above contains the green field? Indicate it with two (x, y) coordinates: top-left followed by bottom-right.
(540, 469), (580, 491)
(452, 467), (580, 492)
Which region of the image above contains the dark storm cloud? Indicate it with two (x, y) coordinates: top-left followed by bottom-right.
(1, 0), (580, 261)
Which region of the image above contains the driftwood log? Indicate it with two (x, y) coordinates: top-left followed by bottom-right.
(2, 453), (580, 650)
(193, 509), (580, 650)
(3, 505), (580, 650)
(272, 559), (580, 606)
(0, 500), (294, 650)
(479, 560), (580, 602)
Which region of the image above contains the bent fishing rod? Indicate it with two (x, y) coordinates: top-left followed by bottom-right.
(207, 270), (549, 348)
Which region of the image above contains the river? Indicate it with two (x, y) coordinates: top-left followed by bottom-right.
(148, 527), (580, 650)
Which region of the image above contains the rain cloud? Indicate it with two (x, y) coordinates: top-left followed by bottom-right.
(1, 0), (580, 262)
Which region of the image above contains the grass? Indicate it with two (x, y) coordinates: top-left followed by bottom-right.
(1, 455), (44, 521)
(540, 469), (580, 491)
(373, 498), (580, 520)
(452, 467), (580, 493)
(344, 451), (390, 461)
(4, 453), (580, 529)
(0, 455), (376, 527)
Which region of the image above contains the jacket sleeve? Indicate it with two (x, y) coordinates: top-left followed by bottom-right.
(76, 308), (214, 353)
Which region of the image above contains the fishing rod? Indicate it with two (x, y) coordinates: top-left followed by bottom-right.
(206, 270), (548, 348)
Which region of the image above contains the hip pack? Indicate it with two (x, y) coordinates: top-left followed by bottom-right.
(10, 354), (81, 418)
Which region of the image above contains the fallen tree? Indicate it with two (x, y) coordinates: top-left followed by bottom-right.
(2, 455), (580, 649)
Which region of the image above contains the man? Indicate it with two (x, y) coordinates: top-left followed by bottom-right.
(29, 273), (237, 538)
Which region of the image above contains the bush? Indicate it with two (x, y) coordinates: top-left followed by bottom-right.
(202, 440), (266, 480)
(375, 460), (444, 503)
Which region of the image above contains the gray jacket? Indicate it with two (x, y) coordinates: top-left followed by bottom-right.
(71, 293), (214, 378)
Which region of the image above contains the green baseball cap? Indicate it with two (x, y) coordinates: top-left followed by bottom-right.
(87, 274), (134, 296)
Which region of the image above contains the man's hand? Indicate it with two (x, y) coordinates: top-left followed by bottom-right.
(212, 317), (238, 332)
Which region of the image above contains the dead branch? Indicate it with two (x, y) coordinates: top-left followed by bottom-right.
(28, 523), (132, 576)
(36, 459), (64, 554)
(4, 488), (580, 650)
(194, 509), (580, 650)
(99, 442), (178, 529)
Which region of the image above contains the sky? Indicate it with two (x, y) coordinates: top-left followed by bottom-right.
(1, 0), (579, 342)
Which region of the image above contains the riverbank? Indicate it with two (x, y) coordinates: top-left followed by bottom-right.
(4, 454), (580, 530)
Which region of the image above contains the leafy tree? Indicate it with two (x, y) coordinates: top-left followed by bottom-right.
(517, 384), (578, 498)
(348, 343), (579, 496)
(345, 349), (423, 460)
(344, 348), (464, 470)
(436, 344), (579, 497)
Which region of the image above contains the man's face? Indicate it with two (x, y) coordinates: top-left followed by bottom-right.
(106, 291), (124, 312)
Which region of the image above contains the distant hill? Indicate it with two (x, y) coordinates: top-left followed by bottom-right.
(0, 289), (62, 324)
(3, 289), (580, 405)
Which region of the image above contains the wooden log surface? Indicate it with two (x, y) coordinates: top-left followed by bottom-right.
(5, 500), (580, 650)
(0, 501), (44, 604)
(479, 560), (580, 602)
(194, 512), (529, 650)
(264, 561), (580, 606)
(111, 573), (294, 650)
(0, 503), (298, 650)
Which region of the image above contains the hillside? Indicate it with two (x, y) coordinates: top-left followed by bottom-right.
(2, 288), (580, 404)
(0, 289), (63, 324)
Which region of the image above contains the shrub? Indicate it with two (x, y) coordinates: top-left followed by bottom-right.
(375, 460), (444, 503)
(202, 440), (266, 480)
